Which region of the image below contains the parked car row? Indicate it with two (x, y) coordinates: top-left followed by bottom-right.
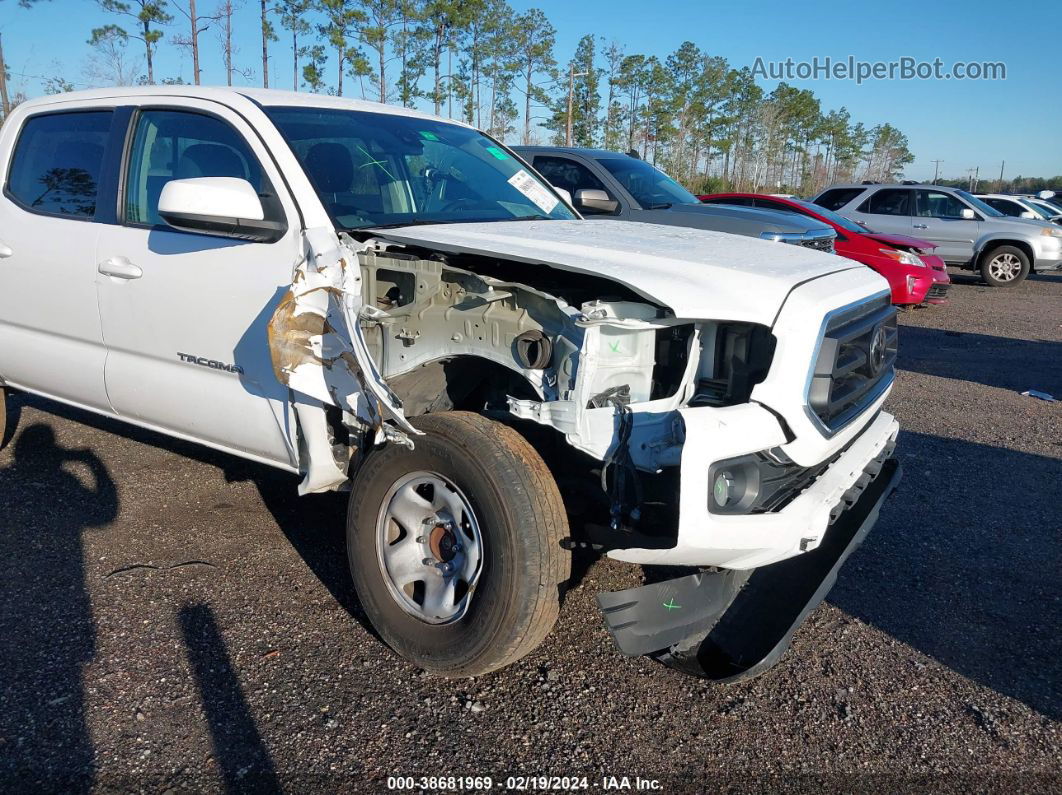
(813, 183), (1062, 287)
(508, 146), (954, 307)
(697, 193), (951, 306)
(973, 193), (1062, 225)
(512, 146), (838, 253)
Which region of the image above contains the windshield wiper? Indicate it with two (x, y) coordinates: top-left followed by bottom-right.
(361, 219), (469, 230)
(645, 202), (673, 209)
(363, 214), (549, 231)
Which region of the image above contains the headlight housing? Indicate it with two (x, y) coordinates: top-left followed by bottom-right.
(880, 248), (926, 267)
(1040, 226), (1062, 239)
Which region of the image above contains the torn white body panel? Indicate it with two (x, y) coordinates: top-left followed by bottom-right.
(268, 228), (415, 493)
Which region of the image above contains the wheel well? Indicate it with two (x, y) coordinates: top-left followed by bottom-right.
(978, 239), (1033, 268)
(385, 357), (541, 417)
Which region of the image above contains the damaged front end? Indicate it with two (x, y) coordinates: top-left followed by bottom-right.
(267, 223), (901, 682)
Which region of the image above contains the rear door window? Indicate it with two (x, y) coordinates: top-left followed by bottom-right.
(858, 189), (911, 216)
(814, 187), (865, 211)
(6, 111), (113, 219)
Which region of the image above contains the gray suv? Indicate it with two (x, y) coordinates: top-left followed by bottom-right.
(813, 183), (1062, 286)
(515, 147), (836, 253)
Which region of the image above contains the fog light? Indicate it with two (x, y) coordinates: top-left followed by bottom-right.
(707, 456), (761, 514)
(906, 275), (917, 293)
(713, 471), (736, 508)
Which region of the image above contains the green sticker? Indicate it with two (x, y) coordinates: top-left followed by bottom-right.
(419, 130), (440, 141)
(485, 146), (510, 160)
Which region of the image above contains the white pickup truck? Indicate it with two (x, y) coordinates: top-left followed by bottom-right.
(0, 88), (901, 681)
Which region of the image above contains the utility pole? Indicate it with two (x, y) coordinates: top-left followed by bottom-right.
(998, 160), (1005, 187)
(565, 65), (588, 147)
(0, 33), (11, 121)
(931, 159), (943, 182)
(967, 167), (979, 192)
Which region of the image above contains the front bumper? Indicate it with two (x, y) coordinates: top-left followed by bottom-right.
(597, 455), (901, 681)
(609, 409), (899, 570)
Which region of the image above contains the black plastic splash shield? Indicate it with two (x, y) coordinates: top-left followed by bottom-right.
(597, 457), (902, 682)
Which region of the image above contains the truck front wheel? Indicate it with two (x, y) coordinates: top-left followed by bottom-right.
(346, 411), (570, 676)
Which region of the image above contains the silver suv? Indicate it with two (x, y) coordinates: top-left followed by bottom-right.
(813, 183), (1062, 286)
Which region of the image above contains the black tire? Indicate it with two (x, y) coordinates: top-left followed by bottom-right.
(0, 387), (9, 450)
(980, 245), (1030, 287)
(346, 411), (570, 676)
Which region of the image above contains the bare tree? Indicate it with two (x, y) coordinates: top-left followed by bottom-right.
(95, 1), (172, 85)
(216, 0), (252, 85)
(259, 0), (276, 87)
(84, 24), (144, 86)
(172, 0), (220, 85)
(0, 33), (10, 119)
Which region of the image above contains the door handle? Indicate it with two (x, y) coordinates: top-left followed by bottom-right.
(98, 256), (143, 280)
(0, 241), (12, 258)
(913, 223), (928, 229)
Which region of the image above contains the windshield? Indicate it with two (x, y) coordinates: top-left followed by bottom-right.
(955, 189), (1004, 218)
(788, 198), (870, 235)
(596, 157), (701, 208)
(1024, 200), (1057, 219)
(265, 107), (577, 229)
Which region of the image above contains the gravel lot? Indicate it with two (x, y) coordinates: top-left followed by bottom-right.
(1, 271), (1059, 792)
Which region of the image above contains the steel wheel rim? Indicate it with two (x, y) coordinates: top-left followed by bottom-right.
(989, 253), (1021, 281)
(375, 471), (483, 625)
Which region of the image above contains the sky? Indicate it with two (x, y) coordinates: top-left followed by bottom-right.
(1, 0), (1059, 181)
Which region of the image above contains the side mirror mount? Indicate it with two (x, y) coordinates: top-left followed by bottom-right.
(550, 185), (573, 206)
(158, 177), (286, 243)
(575, 188), (619, 214)
(960, 207), (976, 220)
(1019, 211), (1036, 219)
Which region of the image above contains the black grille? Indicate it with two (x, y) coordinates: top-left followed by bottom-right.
(926, 284), (949, 300)
(808, 296), (897, 432)
(797, 234), (836, 254)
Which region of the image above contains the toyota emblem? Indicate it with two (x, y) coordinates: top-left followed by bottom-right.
(869, 325), (888, 375)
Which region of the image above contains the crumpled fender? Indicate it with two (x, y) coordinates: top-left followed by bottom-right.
(267, 227), (417, 493)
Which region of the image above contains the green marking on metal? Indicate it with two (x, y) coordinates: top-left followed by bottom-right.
(663, 598), (681, 611)
(485, 146), (510, 160)
(608, 341), (621, 353)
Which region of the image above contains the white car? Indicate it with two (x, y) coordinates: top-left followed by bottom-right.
(975, 193), (1062, 225)
(0, 87), (900, 681)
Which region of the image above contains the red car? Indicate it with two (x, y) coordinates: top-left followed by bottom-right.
(698, 193), (951, 305)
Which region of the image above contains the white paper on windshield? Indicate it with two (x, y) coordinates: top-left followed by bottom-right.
(507, 169), (559, 214)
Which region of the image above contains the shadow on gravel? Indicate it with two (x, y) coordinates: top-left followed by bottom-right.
(829, 429), (1062, 721)
(0, 422), (118, 791)
(6, 395), (375, 642)
(898, 326), (1062, 395)
(179, 603), (280, 792)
